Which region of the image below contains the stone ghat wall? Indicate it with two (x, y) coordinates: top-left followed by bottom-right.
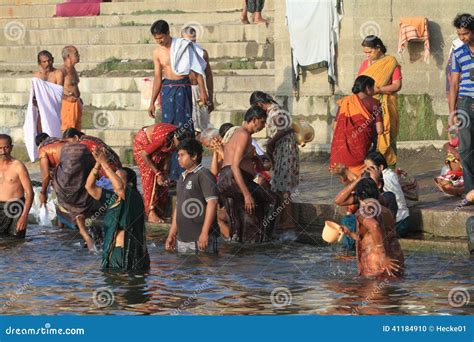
(274, 0), (472, 145)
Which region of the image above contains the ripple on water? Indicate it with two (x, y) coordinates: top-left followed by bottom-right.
(0, 225), (472, 315)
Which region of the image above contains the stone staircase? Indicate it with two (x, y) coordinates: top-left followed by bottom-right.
(0, 0), (275, 162)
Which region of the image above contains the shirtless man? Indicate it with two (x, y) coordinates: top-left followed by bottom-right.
(340, 178), (404, 278)
(217, 106), (276, 243)
(33, 50), (64, 133)
(0, 134), (33, 238)
(148, 20), (208, 181)
(60, 45), (82, 132)
(35, 133), (67, 207)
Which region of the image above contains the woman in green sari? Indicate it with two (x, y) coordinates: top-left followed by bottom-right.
(85, 146), (150, 272)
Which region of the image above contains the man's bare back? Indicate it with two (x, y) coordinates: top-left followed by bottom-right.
(222, 128), (256, 176)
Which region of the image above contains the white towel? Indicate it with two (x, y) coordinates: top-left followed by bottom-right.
(170, 38), (207, 76)
(23, 78), (63, 161)
(286, 0), (341, 82)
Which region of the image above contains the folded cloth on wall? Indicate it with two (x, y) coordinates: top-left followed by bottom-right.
(55, 0), (101, 17)
(170, 38), (207, 76)
(397, 17), (430, 63)
(286, 0), (341, 83)
(24, 78), (63, 162)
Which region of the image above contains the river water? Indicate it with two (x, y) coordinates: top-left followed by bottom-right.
(0, 225), (472, 315)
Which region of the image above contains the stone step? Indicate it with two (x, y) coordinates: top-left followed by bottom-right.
(0, 23), (273, 46)
(0, 12), (251, 30)
(0, 74), (274, 94)
(0, 90), (266, 111)
(0, 41), (274, 63)
(0, 0), (274, 18)
(1, 0), (62, 5)
(0, 59), (275, 73)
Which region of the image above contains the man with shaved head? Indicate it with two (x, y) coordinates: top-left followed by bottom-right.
(60, 45), (82, 132)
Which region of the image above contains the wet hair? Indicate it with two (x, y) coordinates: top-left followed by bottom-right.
(355, 178), (380, 200)
(453, 13), (474, 31)
(365, 151), (388, 170)
(361, 35), (387, 54)
(37, 50), (53, 64)
(35, 132), (50, 147)
(177, 138), (203, 164)
(249, 91), (278, 106)
(181, 26), (196, 38)
(199, 128), (220, 142)
(122, 167), (138, 191)
(0, 134), (12, 146)
(150, 20), (170, 35)
(62, 127), (84, 139)
(244, 105), (267, 123)
(219, 123), (234, 138)
(61, 45), (77, 60)
(352, 75), (375, 94)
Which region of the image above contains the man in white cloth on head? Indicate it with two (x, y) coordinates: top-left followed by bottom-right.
(23, 50), (64, 162)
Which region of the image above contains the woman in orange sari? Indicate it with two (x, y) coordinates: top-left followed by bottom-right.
(358, 36), (402, 167)
(330, 75), (383, 180)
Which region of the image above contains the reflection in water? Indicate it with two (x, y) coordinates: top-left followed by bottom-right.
(0, 225), (472, 315)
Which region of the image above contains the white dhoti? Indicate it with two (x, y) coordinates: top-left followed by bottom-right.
(23, 78), (63, 161)
(191, 85), (210, 133)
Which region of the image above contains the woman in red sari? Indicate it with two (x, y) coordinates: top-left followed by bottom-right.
(133, 124), (192, 223)
(330, 75), (383, 181)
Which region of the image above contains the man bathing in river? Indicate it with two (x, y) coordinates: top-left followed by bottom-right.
(0, 134), (33, 238)
(217, 106), (276, 242)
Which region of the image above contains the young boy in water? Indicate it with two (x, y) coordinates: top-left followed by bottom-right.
(165, 139), (219, 253)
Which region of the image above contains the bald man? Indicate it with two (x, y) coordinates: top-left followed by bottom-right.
(60, 45), (82, 132)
